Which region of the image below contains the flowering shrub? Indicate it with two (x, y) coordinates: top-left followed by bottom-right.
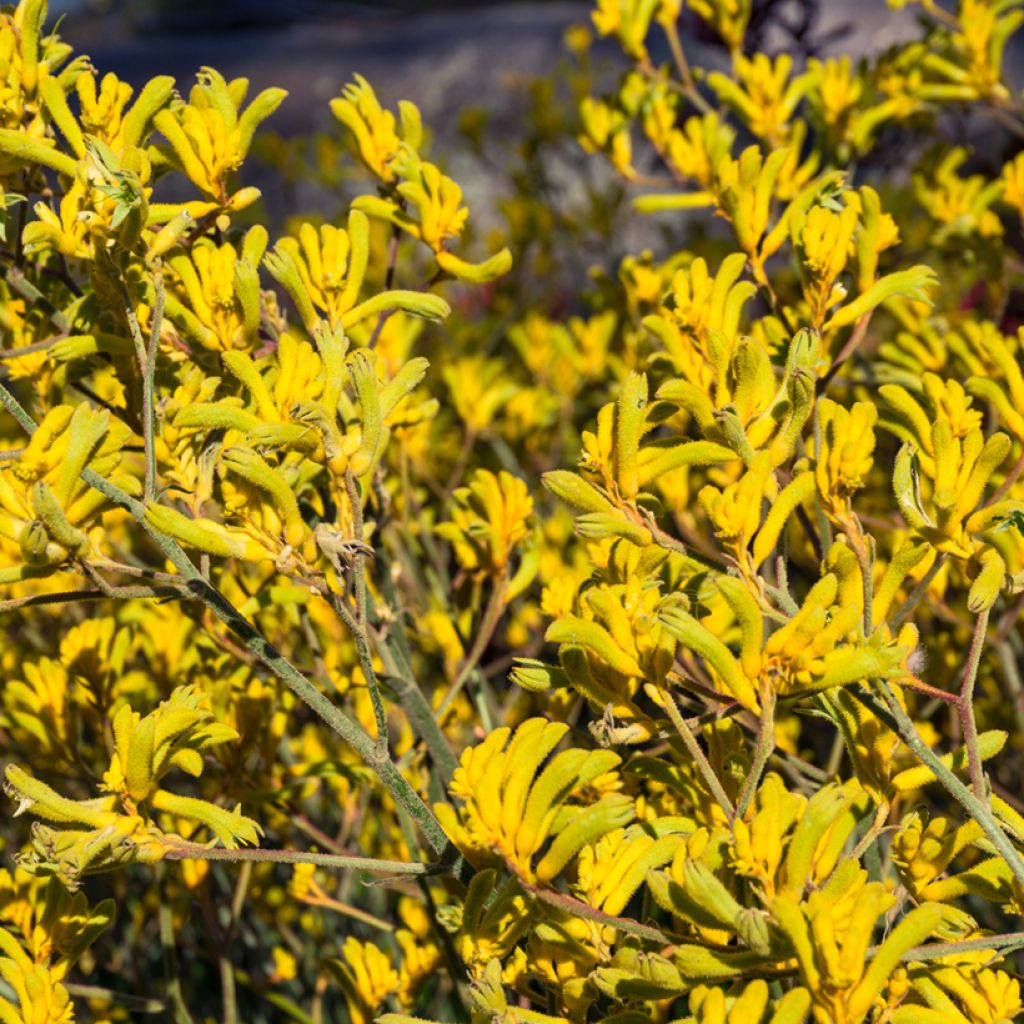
(1, 0), (1024, 1020)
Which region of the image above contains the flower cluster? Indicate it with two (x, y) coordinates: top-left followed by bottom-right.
(1, 0), (1024, 1021)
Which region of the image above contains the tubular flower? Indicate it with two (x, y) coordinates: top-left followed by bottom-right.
(436, 469), (536, 580)
(0, 405), (136, 583)
(435, 718), (625, 882)
(0, 926), (73, 1024)
(327, 937), (400, 1024)
(0, 1), (1022, 1021)
(3, 686), (260, 889)
(153, 66), (285, 209)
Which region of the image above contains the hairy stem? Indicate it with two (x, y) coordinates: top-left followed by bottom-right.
(344, 470), (390, 756)
(899, 930), (1024, 962)
(0, 381), (458, 867)
(0, 377), (36, 433)
(367, 561), (459, 784)
(146, 265), (164, 501)
(959, 608), (991, 800)
(852, 682), (1024, 889)
(163, 842), (446, 875)
(736, 686), (776, 818)
(664, 690), (736, 821)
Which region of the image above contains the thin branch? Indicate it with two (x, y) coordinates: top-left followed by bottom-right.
(818, 310), (874, 392)
(344, 469), (390, 756)
(852, 682), (1024, 890)
(664, 690), (736, 821)
(735, 686), (776, 818)
(987, 445), (1024, 506)
(436, 570), (508, 723)
(0, 583), (185, 614)
(368, 550), (459, 784)
(0, 336), (58, 361)
(521, 878), (670, 945)
(959, 608), (991, 800)
(6, 265), (70, 332)
(162, 842), (447, 875)
(145, 264), (165, 503)
(661, 20), (712, 114)
(294, 877), (395, 932)
(0, 377), (459, 868)
(900, 930), (1024, 962)
(63, 985), (164, 1015)
(847, 520), (874, 638)
(124, 265), (162, 504)
(0, 377), (36, 433)
(891, 553), (947, 630)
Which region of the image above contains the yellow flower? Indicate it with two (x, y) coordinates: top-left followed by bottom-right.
(798, 204), (858, 326)
(330, 74), (419, 183)
(436, 469), (535, 577)
(0, 931), (74, 1023)
(687, 0), (751, 54)
(807, 56), (863, 128)
(1001, 150), (1024, 222)
(328, 937), (399, 1024)
(154, 67), (284, 207)
(708, 54), (807, 146)
(814, 399), (878, 518)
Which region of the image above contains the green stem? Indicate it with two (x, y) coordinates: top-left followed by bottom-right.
(302, 890), (395, 932)
(63, 985), (165, 1015)
(163, 842), (446, 875)
(664, 690), (736, 821)
(736, 686), (776, 818)
(375, 644), (459, 786)
(123, 267), (161, 504)
(661, 20), (712, 114)
(343, 470), (390, 756)
(145, 265), (164, 502)
(436, 570), (508, 723)
(848, 520), (874, 639)
(88, 467), (454, 861)
(899, 930), (1024, 962)
(521, 877), (670, 945)
(157, 866), (196, 1024)
(0, 583), (183, 614)
(0, 373), (460, 865)
(890, 553), (946, 630)
(852, 682), (1024, 890)
(0, 337), (55, 360)
(6, 265), (71, 332)
(370, 552), (459, 785)
(959, 608), (991, 800)
(0, 377), (36, 434)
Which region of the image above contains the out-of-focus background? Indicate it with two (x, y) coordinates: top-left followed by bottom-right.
(59, 0), (924, 141)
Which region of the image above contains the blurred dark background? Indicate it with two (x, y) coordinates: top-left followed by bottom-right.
(56, 0), (922, 139)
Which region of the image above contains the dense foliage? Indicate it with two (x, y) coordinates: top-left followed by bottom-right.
(2, 0), (1024, 1021)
